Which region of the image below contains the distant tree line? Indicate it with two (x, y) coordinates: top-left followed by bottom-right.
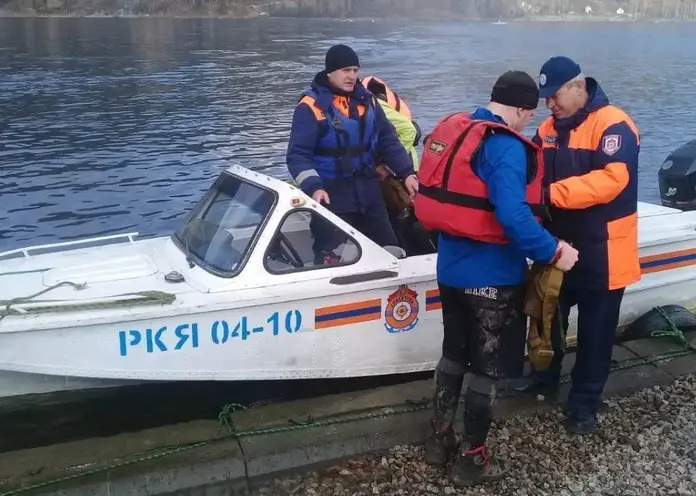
(2, 0), (696, 19)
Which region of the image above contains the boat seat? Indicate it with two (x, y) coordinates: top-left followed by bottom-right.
(338, 242), (359, 262)
(383, 245), (407, 259)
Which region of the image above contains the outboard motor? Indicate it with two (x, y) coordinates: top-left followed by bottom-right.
(658, 140), (696, 210)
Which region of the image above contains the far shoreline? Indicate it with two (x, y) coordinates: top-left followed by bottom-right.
(0, 11), (693, 22)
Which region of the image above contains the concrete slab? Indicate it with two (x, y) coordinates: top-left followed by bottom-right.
(0, 420), (246, 496)
(603, 345), (676, 397)
(240, 403), (432, 480)
(230, 379), (434, 479)
(0, 419), (220, 480)
(43, 439), (247, 496)
(230, 379), (433, 432)
(496, 345), (676, 410)
(622, 334), (696, 379)
(236, 379), (560, 482)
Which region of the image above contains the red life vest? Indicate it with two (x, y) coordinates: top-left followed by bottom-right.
(414, 112), (546, 244)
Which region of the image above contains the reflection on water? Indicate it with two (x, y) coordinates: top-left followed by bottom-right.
(2, 18), (696, 252)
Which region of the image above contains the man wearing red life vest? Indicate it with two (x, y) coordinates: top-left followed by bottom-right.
(414, 71), (578, 488)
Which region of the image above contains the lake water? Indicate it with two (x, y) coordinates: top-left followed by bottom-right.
(1, 17), (695, 253)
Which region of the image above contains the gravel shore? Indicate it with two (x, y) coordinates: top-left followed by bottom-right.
(251, 374), (696, 495)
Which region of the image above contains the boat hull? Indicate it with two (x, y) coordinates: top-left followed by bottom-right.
(0, 280), (444, 383)
(3, 166), (696, 400)
(2, 271), (695, 393)
(0, 371), (139, 400)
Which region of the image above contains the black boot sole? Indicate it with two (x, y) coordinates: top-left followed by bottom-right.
(424, 438), (459, 468)
(450, 466), (510, 488)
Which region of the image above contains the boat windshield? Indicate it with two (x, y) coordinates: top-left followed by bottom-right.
(172, 172), (277, 277)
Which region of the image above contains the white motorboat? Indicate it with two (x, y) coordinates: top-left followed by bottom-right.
(2, 162), (696, 400)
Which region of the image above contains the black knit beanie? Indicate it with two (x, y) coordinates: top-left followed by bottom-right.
(325, 44), (360, 74)
(490, 70), (539, 110)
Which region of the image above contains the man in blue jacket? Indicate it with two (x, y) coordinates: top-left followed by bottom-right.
(286, 44), (419, 263)
(421, 71), (579, 488)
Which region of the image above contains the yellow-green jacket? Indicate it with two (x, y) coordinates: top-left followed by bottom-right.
(377, 99), (420, 171)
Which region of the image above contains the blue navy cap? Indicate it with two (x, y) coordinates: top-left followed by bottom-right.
(538, 56), (582, 98)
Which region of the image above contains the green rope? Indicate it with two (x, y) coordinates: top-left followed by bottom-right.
(650, 305), (696, 352)
(0, 286), (176, 322)
(217, 403), (247, 435)
(2, 309), (696, 495)
(0, 281), (87, 322)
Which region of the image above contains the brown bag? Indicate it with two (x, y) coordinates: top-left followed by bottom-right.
(523, 262), (564, 371)
(376, 164), (412, 216)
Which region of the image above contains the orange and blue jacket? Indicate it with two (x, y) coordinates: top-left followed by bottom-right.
(533, 78), (641, 291)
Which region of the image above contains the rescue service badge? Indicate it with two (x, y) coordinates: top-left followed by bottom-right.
(384, 285), (420, 334)
(427, 139), (447, 155)
(601, 134), (622, 156)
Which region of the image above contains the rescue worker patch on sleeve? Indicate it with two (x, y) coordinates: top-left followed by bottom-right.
(601, 134), (622, 156)
(428, 139), (447, 155)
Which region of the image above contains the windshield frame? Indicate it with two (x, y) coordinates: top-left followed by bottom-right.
(171, 171), (279, 279)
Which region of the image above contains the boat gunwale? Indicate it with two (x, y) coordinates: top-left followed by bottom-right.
(0, 232), (140, 261)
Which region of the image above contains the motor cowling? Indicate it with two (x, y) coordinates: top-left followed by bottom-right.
(658, 139), (696, 210)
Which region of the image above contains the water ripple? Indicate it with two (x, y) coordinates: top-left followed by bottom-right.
(1, 18), (695, 251)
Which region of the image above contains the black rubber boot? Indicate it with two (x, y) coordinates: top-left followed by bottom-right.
(507, 372), (559, 399)
(424, 368), (463, 467)
(449, 443), (509, 488)
(563, 405), (598, 434)
(449, 388), (509, 487)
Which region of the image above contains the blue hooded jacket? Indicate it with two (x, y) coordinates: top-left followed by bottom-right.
(437, 107), (559, 289)
(286, 71), (414, 214)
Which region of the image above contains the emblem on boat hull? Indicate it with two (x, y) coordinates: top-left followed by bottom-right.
(384, 285), (419, 334)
